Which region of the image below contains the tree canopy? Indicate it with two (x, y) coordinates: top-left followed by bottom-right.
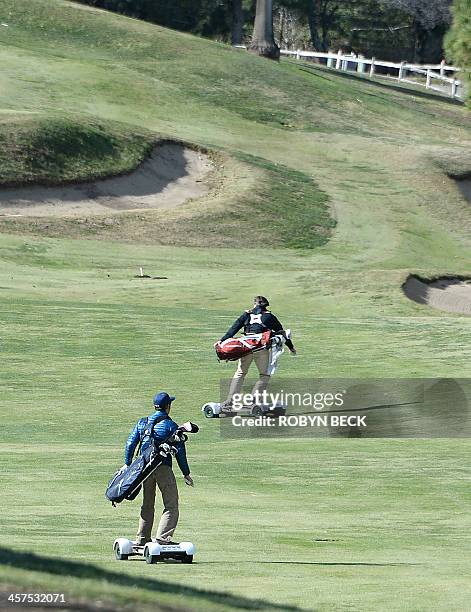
(445, 0), (470, 105)
(76, 0), (459, 63)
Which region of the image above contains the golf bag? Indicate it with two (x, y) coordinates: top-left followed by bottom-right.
(267, 331), (288, 375)
(105, 419), (199, 506)
(215, 330), (272, 362)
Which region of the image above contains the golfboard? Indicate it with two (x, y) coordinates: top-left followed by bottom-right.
(202, 401), (286, 418)
(113, 538), (195, 564)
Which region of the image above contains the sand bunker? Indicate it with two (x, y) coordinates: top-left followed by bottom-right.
(402, 275), (471, 315)
(456, 177), (471, 203)
(0, 143), (212, 217)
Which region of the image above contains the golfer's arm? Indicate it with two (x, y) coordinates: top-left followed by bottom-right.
(271, 315), (295, 351)
(124, 425), (140, 466)
(175, 443), (190, 477)
(220, 313), (247, 341)
(284, 337), (295, 351)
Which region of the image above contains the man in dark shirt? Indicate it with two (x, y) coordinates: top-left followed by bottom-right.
(220, 296), (296, 409)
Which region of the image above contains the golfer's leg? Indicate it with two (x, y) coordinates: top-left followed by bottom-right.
(155, 465), (179, 541)
(227, 353), (253, 400)
(136, 472), (157, 544)
(251, 349), (270, 400)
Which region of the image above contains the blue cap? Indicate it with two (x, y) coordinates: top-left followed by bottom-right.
(153, 392), (176, 408)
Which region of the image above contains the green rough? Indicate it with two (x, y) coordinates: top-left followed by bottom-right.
(0, 116), (156, 186)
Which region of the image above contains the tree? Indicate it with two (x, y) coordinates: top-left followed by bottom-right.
(380, 0), (452, 61)
(381, 0), (451, 30)
(278, 0), (346, 52)
(273, 3), (311, 49)
(343, 0), (414, 61)
(445, 0), (471, 105)
(306, 0), (323, 50)
(249, 0), (281, 58)
(232, 0), (244, 44)
(307, 0), (342, 51)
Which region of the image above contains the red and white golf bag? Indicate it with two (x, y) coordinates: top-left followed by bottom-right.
(214, 329), (291, 377)
(214, 330), (272, 362)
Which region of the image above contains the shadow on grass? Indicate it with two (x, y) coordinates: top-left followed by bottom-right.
(0, 547), (301, 612)
(198, 561), (418, 567)
(297, 64), (464, 107)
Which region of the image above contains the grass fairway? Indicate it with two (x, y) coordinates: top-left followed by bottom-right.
(1, 1), (471, 611)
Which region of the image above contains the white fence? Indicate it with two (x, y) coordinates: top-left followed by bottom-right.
(280, 49), (463, 100)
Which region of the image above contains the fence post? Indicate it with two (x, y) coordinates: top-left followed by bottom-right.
(357, 54), (365, 73)
(296, 49), (300, 60)
(426, 68), (431, 89)
(440, 59), (446, 77)
(398, 61), (406, 81)
(327, 55), (333, 68)
(451, 79), (458, 98)
(335, 49), (342, 70)
(369, 58), (375, 78)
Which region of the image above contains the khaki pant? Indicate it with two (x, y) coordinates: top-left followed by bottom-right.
(228, 348), (270, 401)
(136, 464), (179, 544)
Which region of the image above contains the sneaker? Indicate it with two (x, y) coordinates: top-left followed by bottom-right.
(248, 404), (264, 416)
(220, 400), (234, 414)
(155, 537), (179, 546)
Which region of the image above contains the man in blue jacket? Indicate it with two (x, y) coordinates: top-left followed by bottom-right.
(124, 392), (193, 546)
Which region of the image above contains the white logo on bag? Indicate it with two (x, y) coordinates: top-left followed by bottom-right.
(250, 314), (262, 325)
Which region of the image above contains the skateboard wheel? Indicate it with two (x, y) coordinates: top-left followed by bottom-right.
(114, 542), (128, 561)
(203, 405), (214, 418)
(144, 545), (159, 564)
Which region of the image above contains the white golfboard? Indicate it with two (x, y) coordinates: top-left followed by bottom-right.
(201, 401), (286, 418)
(114, 538), (195, 564)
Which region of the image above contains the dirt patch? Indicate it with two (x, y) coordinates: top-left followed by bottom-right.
(402, 274), (471, 315)
(0, 143), (212, 217)
(456, 177), (471, 203)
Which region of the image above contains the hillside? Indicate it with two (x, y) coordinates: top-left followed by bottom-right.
(1, 0), (471, 251)
(1, 1), (471, 611)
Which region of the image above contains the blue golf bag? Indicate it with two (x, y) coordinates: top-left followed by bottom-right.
(106, 418), (198, 506)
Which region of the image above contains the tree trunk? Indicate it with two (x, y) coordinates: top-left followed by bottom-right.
(231, 0), (244, 46)
(320, 0), (333, 52)
(412, 20), (427, 63)
(249, 0), (280, 60)
(278, 7), (286, 48)
(307, 0), (322, 50)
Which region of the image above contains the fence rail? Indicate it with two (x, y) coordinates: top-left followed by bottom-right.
(280, 49), (463, 100)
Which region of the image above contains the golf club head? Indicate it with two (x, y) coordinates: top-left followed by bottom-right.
(179, 421), (199, 434)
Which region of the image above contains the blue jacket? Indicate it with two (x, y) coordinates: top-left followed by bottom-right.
(124, 410), (190, 476)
